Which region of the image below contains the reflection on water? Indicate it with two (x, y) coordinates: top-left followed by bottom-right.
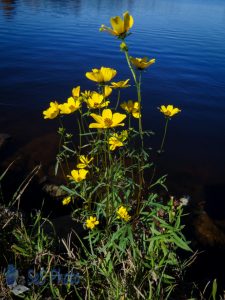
(0, 0), (17, 18)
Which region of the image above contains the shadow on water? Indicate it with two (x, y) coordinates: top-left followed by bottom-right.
(0, 0), (17, 19)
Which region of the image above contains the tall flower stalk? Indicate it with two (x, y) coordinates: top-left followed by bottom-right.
(39, 12), (188, 300)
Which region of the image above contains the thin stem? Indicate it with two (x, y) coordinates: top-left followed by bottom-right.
(159, 118), (169, 154)
(104, 130), (110, 225)
(124, 50), (143, 146)
(137, 73), (143, 147)
(124, 48), (144, 216)
(77, 118), (82, 155)
(115, 89), (121, 110)
(124, 50), (137, 85)
(58, 117), (70, 174)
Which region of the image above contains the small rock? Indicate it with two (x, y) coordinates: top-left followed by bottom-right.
(42, 183), (66, 198)
(193, 210), (225, 247)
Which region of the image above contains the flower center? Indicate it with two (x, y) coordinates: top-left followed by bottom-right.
(104, 118), (113, 127)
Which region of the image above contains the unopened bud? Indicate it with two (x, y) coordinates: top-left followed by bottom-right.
(120, 42), (128, 52)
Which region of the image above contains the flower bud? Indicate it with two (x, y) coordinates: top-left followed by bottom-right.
(120, 42), (128, 52)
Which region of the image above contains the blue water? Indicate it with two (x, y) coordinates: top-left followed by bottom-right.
(1, 0), (225, 181)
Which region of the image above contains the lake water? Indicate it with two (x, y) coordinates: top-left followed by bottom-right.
(1, 0), (225, 190)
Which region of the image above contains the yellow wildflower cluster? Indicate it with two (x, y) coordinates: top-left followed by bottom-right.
(43, 86), (81, 119)
(121, 100), (141, 118)
(67, 155), (93, 184)
(42, 11), (183, 232)
(86, 216), (99, 230)
(117, 206), (131, 222)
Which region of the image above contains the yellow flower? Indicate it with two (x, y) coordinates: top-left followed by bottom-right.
(86, 67), (117, 83)
(86, 216), (99, 230)
(59, 97), (81, 114)
(111, 79), (130, 89)
(159, 105), (181, 117)
(100, 11), (134, 38)
(68, 169), (89, 183)
(130, 57), (155, 70)
(86, 92), (109, 109)
(108, 130), (128, 151)
(121, 100), (141, 118)
(104, 85), (112, 97)
(62, 196), (72, 206)
(72, 86), (80, 98)
(77, 155), (94, 168)
(82, 90), (92, 100)
(43, 101), (60, 119)
(117, 206), (131, 222)
(109, 135), (123, 151)
(89, 109), (126, 129)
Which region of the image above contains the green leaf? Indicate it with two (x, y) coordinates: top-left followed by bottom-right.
(170, 233), (192, 252)
(212, 278), (217, 300)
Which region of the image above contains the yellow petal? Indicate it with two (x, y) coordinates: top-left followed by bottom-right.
(123, 11), (134, 31)
(132, 111), (141, 118)
(110, 16), (124, 34)
(112, 112), (126, 124)
(100, 25), (118, 36)
(71, 170), (78, 180)
(100, 67), (117, 82)
(90, 113), (104, 124)
(102, 109), (113, 120)
(167, 105), (174, 112)
(79, 169), (88, 178)
(77, 163), (86, 169)
(85, 72), (98, 82)
(72, 86), (80, 98)
(104, 85), (112, 97)
(89, 123), (104, 129)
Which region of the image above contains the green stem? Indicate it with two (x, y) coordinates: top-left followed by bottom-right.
(77, 118), (82, 155)
(159, 118), (169, 154)
(104, 130), (110, 225)
(124, 49), (144, 216)
(137, 73), (143, 147)
(115, 89), (121, 110)
(124, 50), (143, 147)
(58, 117), (70, 175)
(124, 50), (138, 86)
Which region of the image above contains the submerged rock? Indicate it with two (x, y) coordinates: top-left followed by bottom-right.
(193, 210), (225, 248)
(42, 183), (66, 198)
